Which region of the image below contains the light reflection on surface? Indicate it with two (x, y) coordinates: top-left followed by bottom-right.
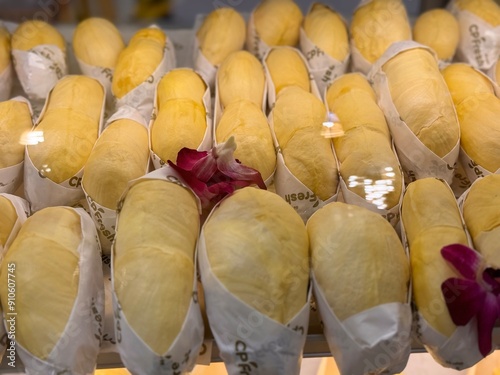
(20, 130), (44, 145)
(348, 167), (396, 210)
(322, 112), (344, 138)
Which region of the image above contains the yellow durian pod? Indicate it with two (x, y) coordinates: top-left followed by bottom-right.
(350, 0), (411, 74)
(307, 202), (410, 374)
(113, 177), (203, 374)
(496, 59), (500, 83)
(0, 24), (12, 101)
(201, 187), (309, 374)
(215, 100), (276, 182)
(462, 174), (500, 268)
(442, 63), (500, 175)
(413, 9), (459, 62)
(0, 206), (103, 374)
(156, 68), (207, 109)
(11, 20), (67, 101)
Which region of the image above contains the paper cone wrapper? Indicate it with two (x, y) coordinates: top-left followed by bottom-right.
(111, 166), (204, 375)
(0, 193), (29, 258)
(369, 41), (459, 184)
(198, 231), (311, 375)
(100, 253), (118, 353)
(299, 28), (349, 95)
(192, 36), (217, 91)
(12, 45), (67, 101)
(487, 59), (499, 83)
(448, 1), (500, 71)
(115, 28), (176, 121)
(450, 160), (472, 199)
(76, 57), (115, 107)
(149, 72), (213, 170)
(24, 77), (106, 212)
(458, 147), (500, 186)
(246, 12), (272, 61)
(12, 208), (104, 375)
(0, 63), (13, 101)
(83, 105), (150, 254)
(312, 274), (412, 375)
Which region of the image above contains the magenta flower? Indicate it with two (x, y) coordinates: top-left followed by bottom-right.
(168, 137), (266, 209)
(441, 243), (500, 357)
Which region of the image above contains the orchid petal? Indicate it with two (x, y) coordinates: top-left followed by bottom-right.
(167, 161), (217, 207)
(477, 293), (500, 357)
(441, 244), (483, 280)
(218, 159), (267, 189)
(175, 148), (209, 170)
(441, 278), (486, 325)
(483, 268), (500, 296)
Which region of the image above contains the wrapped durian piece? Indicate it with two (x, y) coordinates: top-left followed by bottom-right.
(0, 97), (33, 194)
(401, 177), (483, 367)
(350, 0), (411, 74)
(300, 3), (349, 93)
(194, 7), (246, 88)
(326, 73), (403, 223)
(461, 174), (500, 268)
(73, 17), (125, 103)
(369, 42), (460, 184)
(25, 75), (105, 211)
(82, 106), (150, 253)
(215, 99), (276, 182)
(265, 46), (310, 95)
(271, 85), (338, 221)
(441, 63), (500, 179)
(112, 26), (175, 119)
(0, 206), (104, 375)
(246, 0), (303, 60)
(150, 68), (211, 169)
(113, 168), (203, 375)
(447, 0), (500, 70)
(413, 9), (460, 63)
(308, 202), (411, 375)
(11, 20), (67, 102)
(200, 186), (310, 375)
(0, 23), (12, 101)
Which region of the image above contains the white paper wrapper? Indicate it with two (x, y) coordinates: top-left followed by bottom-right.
(149, 71), (213, 170)
(100, 253), (118, 353)
(487, 59), (499, 83)
(368, 41), (460, 185)
(114, 27), (176, 121)
(350, 42), (373, 75)
(458, 148), (500, 185)
(448, 1), (500, 71)
(312, 274), (412, 375)
(23, 78), (106, 212)
(198, 229), (311, 375)
(450, 161), (472, 199)
(76, 57), (115, 107)
(192, 36), (217, 91)
(245, 12), (271, 61)
(12, 208), (104, 375)
(83, 105), (150, 253)
(11, 45), (67, 101)
(0, 63), (13, 101)
(112, 166), (204, 375)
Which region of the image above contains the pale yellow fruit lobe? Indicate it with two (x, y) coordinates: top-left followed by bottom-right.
(463, 174), (500, 268)
(382, 47), (459, 157)
(495, 60), (500, 84)
(196, 7), (246, 66)
(350, 0), (411, 63)
(151, 98), (207, 164)
(0, 25), (11, 73)
(253, 0), (303, 46)
(157, 68), (206, 109)
(216, 100), (276, 181)
(217, 50), (265, 109)
(325, 72), (376, 102)
(112, 28), (166, 99)
(266, 47), (310, 95)
(303, 3), (349, 61)
(12, 20), (66, 52)
(204, 187), (309, 324)
(401, 178), (468, 337)
(0, 207), (81, 359)
(73, 17), (125, 68)
(455, 0), (500, 26)
(308, 202), (409, 321)
(0, 196), (17, 247)
(0, 100), (33, 168)
(82, 119), (149, 210)
(441, 63), (494, 106)
(114, 180), (199, 355)
(413, 9), (459, 61)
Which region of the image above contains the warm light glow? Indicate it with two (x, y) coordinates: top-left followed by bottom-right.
(20, 130), (44, 145)
(322, 112), (344, 138)
(346, 167), (396, 209)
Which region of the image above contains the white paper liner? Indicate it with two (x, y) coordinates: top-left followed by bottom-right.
(149, 70), (213, 170)
(192, 36), (217, 91)
(11, 45), (67, 101)
(312, 274), (412, 375)
(23, 77), (106, 212)
(0, 193), (29, 259)
(100, 253), (118, 353)
(245, 12), (272, 61)
(198, 229), (311, 375)
(448, 1), (500, 71)
(450, 160), (472, 199)
(111, 166), (204, 375)
(350, 41), (373, 75)
(299, 19), (349, 95)
(12, 207), (104, 375)
(0, 63), (13, 101)
(458, 147), (500, 186)
(82, 105), (150, 253)
(368, 41), (460, 185)
(487, 59), (499, 83)
(76, 56), (115, 106)
(114, 27), (176, 121)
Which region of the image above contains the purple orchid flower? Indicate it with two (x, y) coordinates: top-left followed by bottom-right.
(168, 136), (266, 209)
(441, 243), (500, 357)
